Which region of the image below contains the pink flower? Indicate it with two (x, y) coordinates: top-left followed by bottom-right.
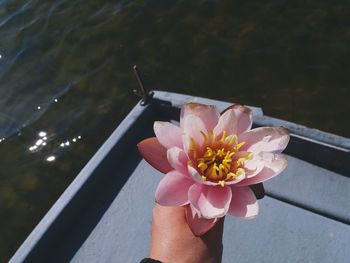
(138, 103), (290, 236)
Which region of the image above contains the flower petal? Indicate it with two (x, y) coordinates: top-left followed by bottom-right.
(228, 186), (259, 218)
(232, 104), (253, 134)
(155, 170), (194, 206)
(180, 103), (220, 131)
(137, 137), (173, 173)
(236, 153), (288, 186)
(243, 153), (265, 178)
(223, 170), (246, 185)
(239, 127), (290, 154)
(154, 121), (183, 149)
(187, 165), (218, 186)
(167, 147), (189, 175)
(213, 109), (237, 137)
(220, 104), (253, 135)
(185, 205), (218, 236)
(182, 114), (207, 146)
(182, 134), (194, 159)
(188, 184), (232, 219)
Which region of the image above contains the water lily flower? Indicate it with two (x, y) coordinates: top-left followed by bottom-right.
(138, 103), (290, 236)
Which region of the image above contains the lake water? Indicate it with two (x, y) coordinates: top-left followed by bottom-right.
(0, 0), (349, 260)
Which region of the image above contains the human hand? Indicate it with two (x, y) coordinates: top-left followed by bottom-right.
(149, 204), (224, 263)
(148, 183), (264, 263)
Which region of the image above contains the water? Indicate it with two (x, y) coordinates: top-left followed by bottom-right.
(0, 0), (349, 260)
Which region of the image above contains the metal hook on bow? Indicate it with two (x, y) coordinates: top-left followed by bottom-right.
(133, 65), (153, 105)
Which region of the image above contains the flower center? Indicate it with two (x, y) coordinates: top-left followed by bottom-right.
(191, 131), (252, 186)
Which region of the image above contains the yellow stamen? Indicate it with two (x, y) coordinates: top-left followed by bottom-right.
(226, 172), (237, 179)
(237, 151), (253, 164)
(236, 168), (244, 176)
(208, 131), (216, 145)
(227, 135), (237, 146)
(236, 141), (245, 150)
(220, 131), (227, 142)
(216, 148), (226, 157)
(247, 152), (253, 160)
(200, 131), (208, 144)
(192, 130), (253, 185)
(189, 137), (198, 159)
(198, 162), (208, 173)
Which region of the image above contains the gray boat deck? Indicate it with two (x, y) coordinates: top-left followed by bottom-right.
(10, 91), (350, 263)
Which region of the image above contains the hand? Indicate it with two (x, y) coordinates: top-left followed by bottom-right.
(149, 204), (224, 263)
(148, 183), (264, 263)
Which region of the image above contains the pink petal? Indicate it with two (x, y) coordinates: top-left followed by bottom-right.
(243, 154), (265, 178)
(185, 205), (218, 236)
(182, 134), (194, 159)
(167, 147), (189, 175)
(182, 115), (207, 146)
(236, 153), (288, 186)
(154, 121), (183, 149)
(187, 165), (218, 186)
(155, 170), (194, 206)
(239, 127), (290, 154)
(223, 170), (246, 185)
(180, 103), (220, 131)
(188, 184), (232, 219)
(220, 104), (253, 134)
(213, 109), (237, 137)
(232, 104), (253, 134)
(228, 186), (259, 218)
(137, 137), (173, 173)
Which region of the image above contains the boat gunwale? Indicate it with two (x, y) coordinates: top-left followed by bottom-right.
(10, 90), (350, 262)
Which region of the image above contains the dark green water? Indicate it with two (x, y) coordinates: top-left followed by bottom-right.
(0, 0), (349, 260)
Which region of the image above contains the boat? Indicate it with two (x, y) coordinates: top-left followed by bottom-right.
(10, 90), (350, 263)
